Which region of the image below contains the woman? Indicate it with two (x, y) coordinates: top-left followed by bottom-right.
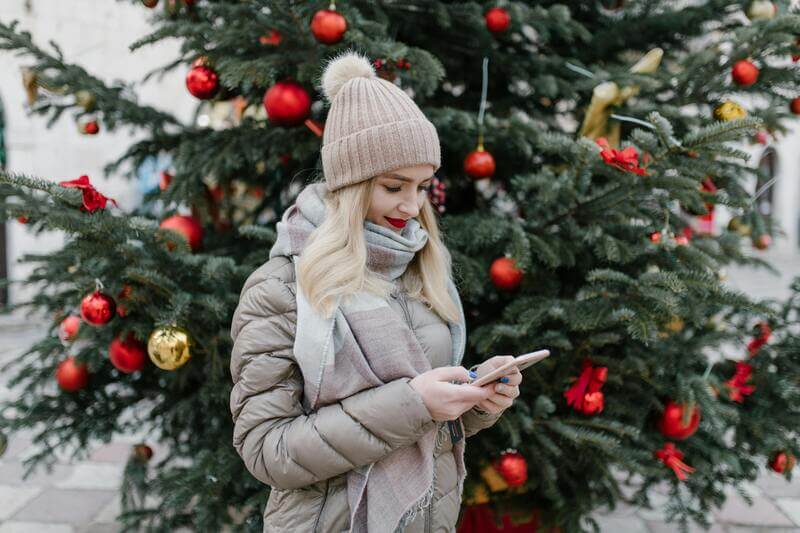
(229, 50), (523, 533)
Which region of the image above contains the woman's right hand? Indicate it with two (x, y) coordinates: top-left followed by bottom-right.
(409, 366), (492, 422)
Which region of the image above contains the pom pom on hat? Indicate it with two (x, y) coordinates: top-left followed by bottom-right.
(320, 50), (376, 103)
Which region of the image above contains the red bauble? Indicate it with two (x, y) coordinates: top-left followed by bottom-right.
(464, 148), (496, 179)
(17, 216), (28, 224)
(769, 451), (796, 474)
(185, 65), (219, 100)
(489, 257), (523, 291)
(485, 7), (511, 33)
(82, 120), (99, 135)
(674, 235), (689, 246)
(791, 98), (800, 115)
(754, 234), (771, 250)
(109, 334), (147, 374)
(80, 291), (116, 326)
(133, 443), (153, 462)
(142, 0), (158, 7)
(59, 315), (81, 342)
(56, 357), (89, 392)
(649, 231), (662, 243)
(159, 171), (173, 191)
(117, 285), (132, 318)
(494, 451), (528, 487)
(731, 60), (759, 86)
(657, 401), (700, 440)
(160, 215), (204, 251)
(310, 8), (347, 45)
(263, 81), (311, 127)
(259, 29), (283, 46)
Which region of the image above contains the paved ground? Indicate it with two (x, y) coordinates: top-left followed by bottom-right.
(0, 249), (798, 532)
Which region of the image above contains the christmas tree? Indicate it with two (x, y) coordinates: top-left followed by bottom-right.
(1, 1), (800, 531)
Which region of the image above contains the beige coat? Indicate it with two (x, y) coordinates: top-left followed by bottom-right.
(230, 255), (501, 532)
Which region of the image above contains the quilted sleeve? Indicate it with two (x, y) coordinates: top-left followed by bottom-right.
(230, 275), (437, 490)
(461, 405), (503, 438)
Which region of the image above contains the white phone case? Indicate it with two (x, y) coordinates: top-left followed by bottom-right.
(469, 349), (550, 387)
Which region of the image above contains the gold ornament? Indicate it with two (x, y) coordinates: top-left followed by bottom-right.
(147, 325), (193, 370)
(20, 67), (39, 106)
(480, 464), (509, 492)
(464, 483), (490, 505)
(75, 90), (96, 112)
(658, 315), (685, 338)
(714, 101), (747, 121)
(727, 217), (752, 236)
(579, 48), (664, 148)
(746, 1), (776, 20)
(665, 316), (685, 332)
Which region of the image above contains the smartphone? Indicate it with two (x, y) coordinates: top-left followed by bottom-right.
(469, 349), (550, 387)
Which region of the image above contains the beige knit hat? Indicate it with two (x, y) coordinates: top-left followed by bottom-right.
(319, 50), (441, 192)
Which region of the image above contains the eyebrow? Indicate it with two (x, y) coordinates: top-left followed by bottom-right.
(384, 173), (434, 183)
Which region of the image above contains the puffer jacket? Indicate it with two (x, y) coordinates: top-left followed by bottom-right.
(230, 254), (502, 532)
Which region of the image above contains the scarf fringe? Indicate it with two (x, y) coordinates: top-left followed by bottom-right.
(394, 469), (436, 532)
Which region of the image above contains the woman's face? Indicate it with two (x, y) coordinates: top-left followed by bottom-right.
(366, 164), (435, 233)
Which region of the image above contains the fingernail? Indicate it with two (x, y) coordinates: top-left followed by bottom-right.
(500, 377), (509, 383)
(469, 370), (477, 378)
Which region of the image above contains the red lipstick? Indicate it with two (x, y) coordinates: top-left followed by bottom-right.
(385, 217), (407, 228)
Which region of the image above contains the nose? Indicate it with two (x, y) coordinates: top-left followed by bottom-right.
(397, 193), (419, 218)
(398, 200), (420, 218)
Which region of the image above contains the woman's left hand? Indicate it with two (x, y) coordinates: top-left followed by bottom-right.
(472, 356), (522, 414)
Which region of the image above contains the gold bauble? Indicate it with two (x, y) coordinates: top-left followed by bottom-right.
(75, 90), (96, 111)
(714, 101), (747, 121)
(746, 0), (776, 20)
(147, 325), (193, 370)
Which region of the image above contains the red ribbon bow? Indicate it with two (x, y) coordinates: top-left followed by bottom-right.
(564, 359), (608, 415)
(58, 175), (118, 212)
(747, 322), (771, 357)
(655, 442), (695, 480)
(596, 138), (650, 176)
(726, 361), (756, 403)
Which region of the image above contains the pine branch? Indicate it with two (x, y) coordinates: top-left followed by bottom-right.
(0, 20), (181, 133)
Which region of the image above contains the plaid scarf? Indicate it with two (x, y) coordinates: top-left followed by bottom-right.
(269, 181), (467, 532)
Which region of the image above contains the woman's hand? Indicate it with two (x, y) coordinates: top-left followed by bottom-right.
(409, 366), (493, 422)
(472, 355), (522, 414)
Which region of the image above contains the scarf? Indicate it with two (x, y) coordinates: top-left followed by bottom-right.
(268, 181), (467, 532)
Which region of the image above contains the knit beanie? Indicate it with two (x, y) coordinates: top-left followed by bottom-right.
(318, 50), (441, 192)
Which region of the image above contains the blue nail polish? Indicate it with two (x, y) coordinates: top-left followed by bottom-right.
(469, 370), (477, 379)
(500, 377), (509, 383)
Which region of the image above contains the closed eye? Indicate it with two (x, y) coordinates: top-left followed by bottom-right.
(384, 183), (432, 193)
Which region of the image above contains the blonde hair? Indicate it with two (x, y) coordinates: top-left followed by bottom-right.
(296, 175), (460, 323)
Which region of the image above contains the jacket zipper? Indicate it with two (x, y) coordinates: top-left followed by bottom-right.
(394, 290), (412, 327)
(312, 479), (330, 533)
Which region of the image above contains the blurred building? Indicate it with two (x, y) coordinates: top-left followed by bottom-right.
(0, 0), (194, 308)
